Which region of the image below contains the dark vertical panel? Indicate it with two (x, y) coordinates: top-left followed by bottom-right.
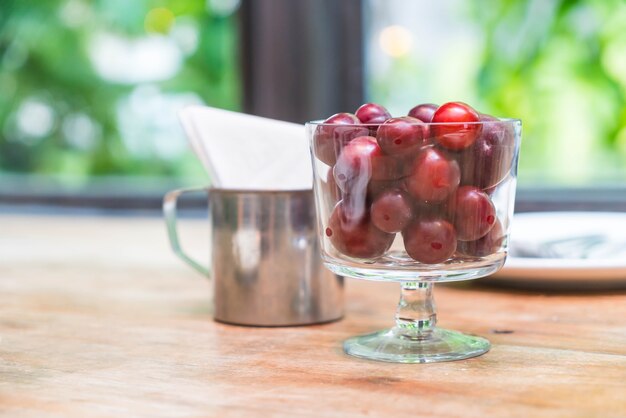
(240, 0), (364, 123)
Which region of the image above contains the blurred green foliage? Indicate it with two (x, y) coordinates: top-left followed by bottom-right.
(474, 0), (626, 185)
(5, 0), (626, 190)
(369, 0), (626, 186)
(0, 0), (240, 184)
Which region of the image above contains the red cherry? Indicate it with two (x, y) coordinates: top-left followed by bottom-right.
(432, 102), (482, 151)
(402, 218), (457, 264)
(457, 217), (504, 257)
(326, 201), (395, 259)
(404, 147), (460, 203)
(356, 103), (392, 136)
(371, 188), (414, 233)
(407, 103), (438, 139)
(376, 117), (427, 156)
(408, 103), (438, 122)
(333, 136), (403, 193)
(355, 103), (391, 124)
(313, 113), (369, 166)
(459, 114), (515, 189)
(453, 186), (496, 241)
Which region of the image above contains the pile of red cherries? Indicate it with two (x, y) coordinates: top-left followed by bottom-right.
(314, 101), (515, 264)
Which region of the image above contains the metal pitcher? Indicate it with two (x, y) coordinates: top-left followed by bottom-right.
(164, 187), (344, 326)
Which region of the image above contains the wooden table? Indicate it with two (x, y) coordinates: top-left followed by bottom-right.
(1, 215), (625, 417)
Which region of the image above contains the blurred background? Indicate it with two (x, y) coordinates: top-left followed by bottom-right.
(1, 0), (625, 211)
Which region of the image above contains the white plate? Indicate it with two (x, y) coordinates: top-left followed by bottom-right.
(487, 212), (626, 289)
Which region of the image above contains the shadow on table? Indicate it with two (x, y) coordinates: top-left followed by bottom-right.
(443, 279), (626, 296)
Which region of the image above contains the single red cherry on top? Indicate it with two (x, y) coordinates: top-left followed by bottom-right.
(376, 116), (427, 156)
(453, 186), (496, 241)
(333, 136), (403, 193)
(371, 188), (414, 233)
(404, 147), (460, 203)
(402, 218), (457, 264)
(355, 103), (392, 124)
(408, 103), (438, 123)
(313, 113), (369, 166)
(432, 102), (482, 151)
(326, 201), (395, 259)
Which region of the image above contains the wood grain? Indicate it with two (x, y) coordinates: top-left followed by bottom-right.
(1, 215), (625, 418)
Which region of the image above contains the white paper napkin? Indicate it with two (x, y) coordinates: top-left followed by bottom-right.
(179, 106), (312, 190)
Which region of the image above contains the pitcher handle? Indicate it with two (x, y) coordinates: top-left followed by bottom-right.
(163, 187), (211, 276)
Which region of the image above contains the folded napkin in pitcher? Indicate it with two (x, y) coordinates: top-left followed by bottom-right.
(178, 106), (312, 190)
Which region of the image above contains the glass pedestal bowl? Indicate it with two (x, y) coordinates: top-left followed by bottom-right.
(307, 115), (521, 363)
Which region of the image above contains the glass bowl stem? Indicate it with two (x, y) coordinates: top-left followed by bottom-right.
(395, 281), (437, 337)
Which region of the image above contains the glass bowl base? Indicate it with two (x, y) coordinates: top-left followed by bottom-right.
(325, 253), (506, 283)
(343, 328), (490, 363)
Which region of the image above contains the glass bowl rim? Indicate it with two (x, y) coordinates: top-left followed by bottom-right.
(305, 117), (522, 127)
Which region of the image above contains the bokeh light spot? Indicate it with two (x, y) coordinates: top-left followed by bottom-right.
(601, 34), (626, 88)
(145, 7), (175, 34)
(62, 113), (101, 151)
(379, 25), (413, 58)
(17, 99), (55, 140)
(88, 33), (182, 84)
(59, 0), (91, 28)
(206, 0), (241, 17)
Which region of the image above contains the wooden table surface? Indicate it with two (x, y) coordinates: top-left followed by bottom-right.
(1, 215), (625, 418)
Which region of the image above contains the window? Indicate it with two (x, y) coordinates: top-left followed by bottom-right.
(3, 0), (625, 211)
(365, 0), (626, 187)
(0, 0), (240, 198)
